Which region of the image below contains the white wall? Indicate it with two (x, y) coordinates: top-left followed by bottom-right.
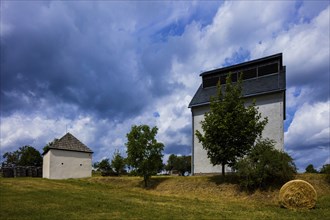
(192, 92), (284, 174)
(245, 92), (284, 150)
(43, 149), (92, 179)
(42, 151), (50, 178)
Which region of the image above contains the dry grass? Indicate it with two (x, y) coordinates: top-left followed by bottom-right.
(89, 174), (328, 206)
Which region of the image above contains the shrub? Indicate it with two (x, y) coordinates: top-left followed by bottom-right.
(234, 139), (296, 191)
(93, 159), (114, 176)
(305, 164), (318, 173)
(320, 164), (330, 184)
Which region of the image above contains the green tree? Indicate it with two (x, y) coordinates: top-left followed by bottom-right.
(320, 164), (330, 184)
(235, 139), (296, 191)
(2, 146), (42, 167)
(2, 151), (20, 167)
(320, 164), (330, 174)
(126, 125), (164, 187)
(196, 74), (268, 176)
(165, 154), (177, 172)
(111, 150), (126, 176)
(94, 158), (113, 176)
(165, 154), (191, 176)
(43, 138), (58, 154)
(305, 164), (318, 173)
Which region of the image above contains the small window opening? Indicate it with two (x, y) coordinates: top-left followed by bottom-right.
(61, 163), (64, 165)
(80, 164), (82, 166)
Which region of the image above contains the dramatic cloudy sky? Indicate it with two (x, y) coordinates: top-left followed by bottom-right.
(1, 1), (329, 172)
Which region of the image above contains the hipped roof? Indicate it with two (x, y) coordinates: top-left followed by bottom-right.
(45, 132), (93, 154)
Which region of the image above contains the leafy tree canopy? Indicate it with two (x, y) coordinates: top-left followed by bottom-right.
(2, 146), (42, 167)
(305, 164), (318, 173)
(126, 125), (164, 187)
(111, 150), (126, 176)
(165, 154), (191, 176)
(196, 74), (268, 176)
(320, 164), (330, 174)
(319, 164), (330, 184)
(43, 138), (58, 154)
(93, 158), (113, 176)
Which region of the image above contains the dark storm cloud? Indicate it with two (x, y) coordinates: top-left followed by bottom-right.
(1, 0), (222, 121)
(0, 1), (193, 120)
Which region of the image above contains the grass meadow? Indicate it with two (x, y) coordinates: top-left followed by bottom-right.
(0, 174), (329, 219)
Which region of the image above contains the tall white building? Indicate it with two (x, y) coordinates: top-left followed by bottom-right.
(189, 53), (286, 175)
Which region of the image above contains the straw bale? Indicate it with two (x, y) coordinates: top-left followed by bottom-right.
(279, 179), (317, 209)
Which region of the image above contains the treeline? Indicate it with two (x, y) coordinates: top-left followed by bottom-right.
(305, 163), (330, 184)
(93, 152), (191, 177)
(305, 164), (330, 174)
(2, 146), (42, 167)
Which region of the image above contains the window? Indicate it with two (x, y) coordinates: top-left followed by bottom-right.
(258, 63), (278, 76)
(219, 73), (236, 84)
(231, 73), (238, 82)
(242, 68), (257, 80)
(203, 77), (219, 88)
(220, 74), (227, 84)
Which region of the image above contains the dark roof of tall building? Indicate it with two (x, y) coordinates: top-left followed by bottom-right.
(46, 133), (93, 154)
(189, 53), (286, 108)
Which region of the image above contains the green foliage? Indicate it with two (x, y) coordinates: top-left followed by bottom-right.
(320, 164), (330, 184)
(165, 154), (191, 176)
(93, 159), (114, 176)
(320, 164), (330, 174)
(235, 139), (296, 191)
(2, 151), (20, 167)
(2, 146), (42, 167)
(305, 164), (318, 173)
(196, 73), (268, 175)
(111, 150), (126, 176)
(43, 139), (58, 154)
(126, 125), (164, 187)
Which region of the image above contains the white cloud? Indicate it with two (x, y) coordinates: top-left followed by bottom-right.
(285, 101), (330, 150)
(252, 5), (330, 91)
(0, 114), (69, 152)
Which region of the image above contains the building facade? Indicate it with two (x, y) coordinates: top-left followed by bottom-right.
(43, 133), (93, 179)
(189, 53), (286, 175)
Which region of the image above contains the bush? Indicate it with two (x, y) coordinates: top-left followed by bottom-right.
(234, 139), (296, 191)
(320, 164), (330, 184)
(305, 164), (318, 173)
(93, 159), (114, 176)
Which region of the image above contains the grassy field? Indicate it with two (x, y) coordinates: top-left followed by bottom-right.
(0, 174), (329, 219)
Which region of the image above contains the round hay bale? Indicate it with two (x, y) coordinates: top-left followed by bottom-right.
(279, 179), (317, 209)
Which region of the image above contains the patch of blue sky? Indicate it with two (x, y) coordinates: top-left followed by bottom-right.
(152, 2), (221, 42)
(292, 87), (301, 97)
(294, 0), (329, 24)
(190, 2), (221, 29)
(153, 20), (187, 42)
(153, 111), (160, 118)
(284, 109), (295, 132)
(222, 48), (251, 67)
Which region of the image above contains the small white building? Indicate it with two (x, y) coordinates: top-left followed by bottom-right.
(43, 132), (93, 179)
(189, 53), (286, 175)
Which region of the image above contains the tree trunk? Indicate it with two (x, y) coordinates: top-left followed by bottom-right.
(222, 163), (225, 177)
(144, 175), (148, 187)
